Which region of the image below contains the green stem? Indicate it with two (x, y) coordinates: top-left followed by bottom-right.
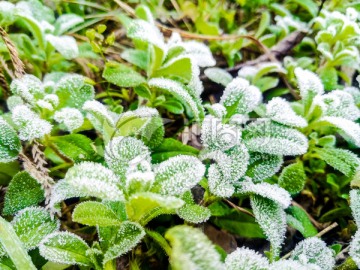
(0, 216), (37, 270)
(145, 229), (172, 256)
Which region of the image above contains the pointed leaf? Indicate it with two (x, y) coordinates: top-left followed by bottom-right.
(204, 68), (233, 86)
(165, 225), (225, 270)
(286, 206), (317, 237)
(72, 201), (122, 227)
(278, 162), (306, 194)
(225, 247), (269, 270)
(46, 35), (79, 59)
(3, 172), (44, 215)
(246, 153), (283, 182)
(39, 232), (92, 266)
(103, 61), (146, 87)
(54, 14), (84, 35)
(0, 117), (22, 163)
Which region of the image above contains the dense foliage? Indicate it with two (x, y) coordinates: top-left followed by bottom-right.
(0, 0), (360, 269)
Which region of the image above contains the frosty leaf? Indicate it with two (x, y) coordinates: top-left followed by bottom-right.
(265, 97), (307, 128)
(250, 195), (287, 258)
(103, 221), (145, 265)
(294, 68), (324, 112)
(344, 86), (360, 106)
(3, 172), (44, 215)
(114, 107), (164, 149)
(350, 189), (360, 226)
(220, 77), (262, 116)
(125, 160), (155, 195)
(6, 95), (24, 111)
(207, 163), (235, 197)
(239, 178), (291, 209)
(290, 237), (335, 270)
(350, 230), (360, 268)
(83, 100), (115, 130)
(12, 207), (59, 250)
(105, 136), (151, 181)
(54, 14), (84, 35)
(246, 153), (283, 182)
(54, 108), (84, 132)
(10, 74), (44, 104)
(188, 61), (204, 96)
(318, 116), (360, 147)
(127, 19), (165, 50)
(126, 192), (184, 224)
(0, 216), (37, 270)
(103, 61), (146, 87)
(0, 117), (21, 163)
(46, 35), (79, 59)
(62, 162), (124, 201)
(176, 201), (211, 224)
(154, 56), (192, 83)
(39, 232), (92, 266)
(315, 90), (360, 121)
(0, 2), (16, 26)
(165, 225), (225, 270)
(225, 247), (269, 270)
(243, 119), (308, 156)
(151, 155), (205, 196)
(204, 103), (227, 119)
(201, 115), (241, 151)
(270, 259), (320, 270)
(72, 201), (121, 227)
(148, 78), (204, 121)
(12, 105), (52, 141)
(201, 144), (249, 184)
(315, 147), (360, 177)
(278, 162), (306, 194)
(55, 74), (95, 108)
(135, 5), (155, 24)
(50, 134), (96, 163)
(204, 68), (233, 86)
(179, 41), (216, 67)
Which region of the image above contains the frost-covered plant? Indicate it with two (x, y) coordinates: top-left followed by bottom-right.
(0, 0), (83, 75)
(38, 136), (209, 268)
(102, 5), (215, 121)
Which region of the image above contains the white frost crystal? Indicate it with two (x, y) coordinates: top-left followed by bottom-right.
(239, 178), (291, 208)
(105, 137), (151, 180)
(10, 74), (44, 104)
(315, 90), (360, 121)
(207, 164), (234, 197)
(350, 189), (360, 226)
(294, 68), (324, 100)
(225, 247), (269, 270)
(265, 97), (307, 128)
(12, 105), (52, 140)
(220, 77), (262, 115)
(54, 108), (84, 132)
(152, 155), (205, 196)
(290, 237), (335, 270)
(270, 259), (320, 270)
(350, 230), (360, 268)
(83, 100), (115, 129)
(6, 95), (24, 111)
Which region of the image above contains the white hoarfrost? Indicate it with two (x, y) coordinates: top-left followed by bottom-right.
(54, 108), (84, 132)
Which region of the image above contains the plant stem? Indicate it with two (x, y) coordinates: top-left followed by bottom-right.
(0, 216), (37, 270)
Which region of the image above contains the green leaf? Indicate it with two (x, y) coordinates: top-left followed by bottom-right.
(50, 134), (96, 162)
(176, 204), (211, 224)
(0, 161), (19, 186)
(72, 201), (122, 227)
(255, 11), (271, 38)
(126, 192), (184, 224)
(0, 216), (37, 270)
(154, 57), (192, 83)
(350, 230), (360, 269)
(3, 172), (44, 215)
(278, 162), (306, 194)
(103, 221), (145, 265)
(0, 117), (22, 163)
(315, 147), (360, 177)
(12, 207), (59, 250)
(55, 74), (94, 109)
(134, 84), (152, 99)
(151, 155), (205, 196)
(165, 225), (224, 270)
(288, 0), (318, 17)
(160, 100), (184, 114)
(148, 78), (204, 121)
(225, 247), (269, 270)
(39, 232), (92, 266)
(250, 195), (286, 259)
(121, 49), (149, 70)
(319, 67), (338, 91)
(102, 61), (146, 87)
(46, 35), (79, 59)
(54, 14), (84, 35)
(204, 67), (233, 86)
(246, 153), (283, 182)
(243, 119), (308, 156)
(286, 206), (317, 237)
(151, 138), (199, 163)
(256, 76), (279, 92)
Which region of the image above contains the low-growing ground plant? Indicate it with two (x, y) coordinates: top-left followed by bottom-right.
(0, 1), (360, 270)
